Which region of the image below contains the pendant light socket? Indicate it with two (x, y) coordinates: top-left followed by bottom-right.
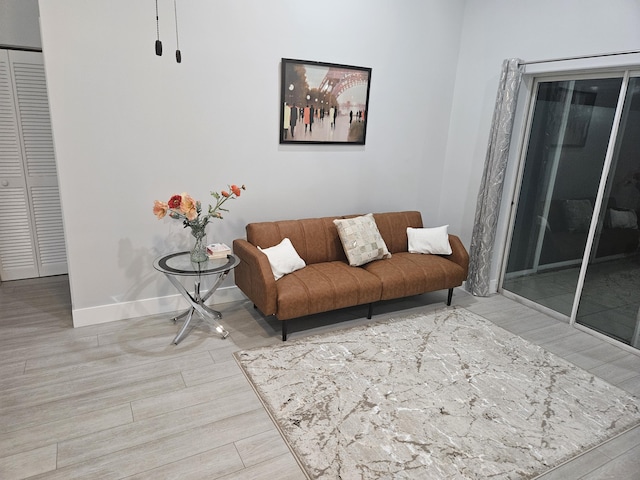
(176, 50), (182, 63)
(155, 39), (163, 56)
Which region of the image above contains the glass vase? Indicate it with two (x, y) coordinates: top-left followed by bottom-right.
(190, 224), (208, 263)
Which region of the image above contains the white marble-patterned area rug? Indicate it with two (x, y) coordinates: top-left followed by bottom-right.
(235, 307), (640, 479)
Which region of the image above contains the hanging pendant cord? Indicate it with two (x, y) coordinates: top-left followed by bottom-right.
(174, 0), (182, 63)
(174, 0), (180, 50)
(155, 0), (163, 55)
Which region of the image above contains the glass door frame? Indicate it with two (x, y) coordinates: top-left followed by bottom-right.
(498, 67), (640, 354)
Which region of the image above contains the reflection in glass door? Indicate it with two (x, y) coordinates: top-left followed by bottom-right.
(502, 73), (640, 350)
(577, 77), (640, 347)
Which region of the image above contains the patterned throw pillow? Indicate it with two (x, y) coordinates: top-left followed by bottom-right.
(333, 214), (391, 266)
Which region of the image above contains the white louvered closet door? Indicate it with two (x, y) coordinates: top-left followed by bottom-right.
(0, 49), (67, 281)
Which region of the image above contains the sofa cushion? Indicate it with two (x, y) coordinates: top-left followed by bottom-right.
(258, 238), (306, 280)
(274, 261), (382, 320)
(333, 214), (391, 266)
(407, 226), (452, 255)
(362, 252), (467, 301)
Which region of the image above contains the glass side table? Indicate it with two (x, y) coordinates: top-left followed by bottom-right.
(153, 252), (240, 344)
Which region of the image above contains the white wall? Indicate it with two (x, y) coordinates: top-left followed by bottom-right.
(441, 0), (640, 293)
(35, 0), (640, 326)
(0, 0), (41, 48)
(38, 0), (466, 325)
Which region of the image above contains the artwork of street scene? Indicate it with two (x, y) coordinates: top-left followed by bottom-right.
(280, 58), (371, 144)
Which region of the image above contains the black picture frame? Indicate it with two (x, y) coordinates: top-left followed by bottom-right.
(280, 58), (372, 145)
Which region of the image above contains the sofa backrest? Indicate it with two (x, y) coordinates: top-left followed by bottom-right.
(372, 211), (423, 254)
(246, 216), (346, 264)
(246, 211), (423, 265)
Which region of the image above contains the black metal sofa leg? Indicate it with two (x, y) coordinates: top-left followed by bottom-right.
(367, 303), (373, 319)
(282, 320), (287, 341)
(447, 288), (453, 306)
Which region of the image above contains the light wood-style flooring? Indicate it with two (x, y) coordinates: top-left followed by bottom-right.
(0, 275), (639, 479)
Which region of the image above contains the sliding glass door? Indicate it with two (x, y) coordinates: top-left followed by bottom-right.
(503, 72), (640, 349)
(577, 77), (640, 347)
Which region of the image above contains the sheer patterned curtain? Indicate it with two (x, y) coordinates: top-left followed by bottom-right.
(466, 58), (524, 296)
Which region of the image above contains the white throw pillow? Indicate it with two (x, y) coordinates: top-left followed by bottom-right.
(407, 225), (452, 255)
(333, 214), (391, 266)
(258, 238), (306, 280)
(609, 209), (638, 229)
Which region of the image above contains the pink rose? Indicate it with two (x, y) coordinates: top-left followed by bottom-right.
(153, 200), (168, 219)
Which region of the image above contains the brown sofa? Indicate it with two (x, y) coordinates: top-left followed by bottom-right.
(233, 211), (469, 340)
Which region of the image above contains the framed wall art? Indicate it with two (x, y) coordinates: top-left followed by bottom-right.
(280, 58), (372, 145)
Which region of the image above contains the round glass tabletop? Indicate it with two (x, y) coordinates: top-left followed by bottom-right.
(153, 251), (240, 276)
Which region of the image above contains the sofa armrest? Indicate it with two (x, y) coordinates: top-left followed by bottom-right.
(233, 238), (278, 316)
(447, 234), (470, 278)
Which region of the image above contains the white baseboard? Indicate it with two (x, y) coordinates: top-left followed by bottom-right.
(71, 285), (247, 327)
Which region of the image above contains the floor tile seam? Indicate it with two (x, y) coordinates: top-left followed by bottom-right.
(55, 441), (60, 474)
(94, 331), (187, 348)
(488, 316), (558, 334)
(0, 365), (197, 412)
(520, 327), (578, 345)
(226, 450), (302, 478)
(22, 342), (217, 375)
(0, 402), (134, 450)
(130, 374), (250, 421)
(231, 439), (248, 470)
(57, 392), (263, 463)
(535, 444), (614, 479)
(540, 333), (606, 355)
(0, 439), (59, 470)
(55, 405), (254, 470)
(481, 316), (640, 391)
(21, 356), (176, 380)
(1, 335), (100, 359)
(0, 372), (187, 425)
(180, 367), (241, 388)
(0, 323), (79, 337)
(594, 352), (640, 371)
(57, 406), (272, 473)
(595, 426), (640, 461)
(584, 367), (640, 392)
(0, 406), (131, 440)
(481, 314), (575, 342)
(209, 348), (247, 363)
(529, 339), (640, 392)
(0, 443), (59, 479)
(94, 326), (189, 347)
(118, 443), (246, 480)
(617, 373), (640, 393)
(572, 428), (640, 478)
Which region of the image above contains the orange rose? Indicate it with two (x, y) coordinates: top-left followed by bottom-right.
(231, 184), (241, 197)
(221, 190), (230, 197)
(153, 200), (168, 219)
(180, 193), (198, 221)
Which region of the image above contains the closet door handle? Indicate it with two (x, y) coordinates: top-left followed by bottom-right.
(1, 180), (9, 187)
